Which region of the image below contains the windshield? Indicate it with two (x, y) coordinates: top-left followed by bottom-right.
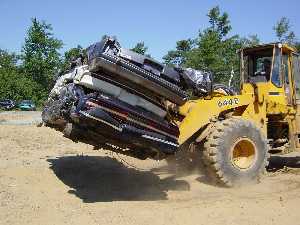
(242, 47), (274, 83)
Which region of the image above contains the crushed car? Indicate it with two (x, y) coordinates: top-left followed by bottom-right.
(42, 36), (218, 160)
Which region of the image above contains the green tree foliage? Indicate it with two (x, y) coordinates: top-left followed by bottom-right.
(64, 45), (83, 62)
(163, 6), (262, 87)
(131, 42), (148, 55)
(0, 49), (40, 102)
(273, 17), (296, 44)
(185, 6), (239, 84)
(163, 39), (193, 66)
(240, 35), (260, 48)
(0, 50), (19, 69)
(207, 6), (232, 38)
(185, 33), (241, 84)
(22, 18), (63, 95)
(61, 45), (83, 73)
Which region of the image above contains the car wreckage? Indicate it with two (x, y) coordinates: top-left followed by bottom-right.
(42, 36), (232, 160)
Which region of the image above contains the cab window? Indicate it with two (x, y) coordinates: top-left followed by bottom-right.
(283, 54), (289, 84)
(292, 54), (300, 99)
(243, 48), (273, 83)
(270, 47), (283, 87)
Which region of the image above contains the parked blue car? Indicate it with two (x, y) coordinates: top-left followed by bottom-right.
(18, 100), (36, 111)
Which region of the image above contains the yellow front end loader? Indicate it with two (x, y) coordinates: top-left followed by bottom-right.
(177, 43), (300, 186)
(43, 41), (300, 187)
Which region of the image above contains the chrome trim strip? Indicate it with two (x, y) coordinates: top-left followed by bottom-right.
(142, 135), (179, 147)
(79, 110), (123, 132)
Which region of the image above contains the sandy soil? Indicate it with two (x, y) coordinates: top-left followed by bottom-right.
(1, 112), (300, 225)
(0, 111), (41, 125)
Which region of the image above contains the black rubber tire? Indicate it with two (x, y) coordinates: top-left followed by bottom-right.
(202, 118), (269, 187)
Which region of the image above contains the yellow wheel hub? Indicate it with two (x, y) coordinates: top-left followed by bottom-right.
(231, 138), (257, 170)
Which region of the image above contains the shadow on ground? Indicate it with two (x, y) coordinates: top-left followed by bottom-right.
(267, 155), (300, 172)
(48, 155), (190, 202)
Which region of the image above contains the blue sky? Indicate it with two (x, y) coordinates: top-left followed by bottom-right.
(0, 0), (299, 60)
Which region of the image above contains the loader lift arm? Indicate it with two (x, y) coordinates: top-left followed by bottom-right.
(178, 92), (262, 145)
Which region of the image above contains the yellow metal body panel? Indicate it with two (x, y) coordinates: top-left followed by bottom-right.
(239, 83), (268, 134)
(178, 93), (254, 144)
(178, 83), (270, 145)
(265, 74), (295, 115)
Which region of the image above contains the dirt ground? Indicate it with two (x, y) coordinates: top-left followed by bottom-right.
(1, 112), (300, 225)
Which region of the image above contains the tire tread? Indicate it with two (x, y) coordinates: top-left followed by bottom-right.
(202, 118), (269, 187)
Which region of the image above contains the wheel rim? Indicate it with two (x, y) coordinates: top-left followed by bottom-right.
(230, 138), (257, 170)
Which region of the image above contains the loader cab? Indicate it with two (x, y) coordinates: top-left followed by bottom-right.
(240, 43), (300, 107)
